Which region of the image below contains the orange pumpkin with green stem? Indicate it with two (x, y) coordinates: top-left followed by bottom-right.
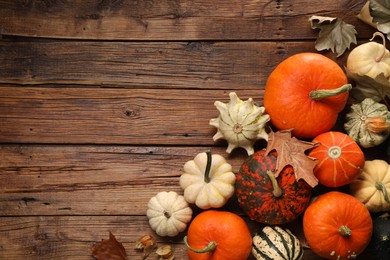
(264, 52), (351, 139)
(184, 210), (252, 260)
(308, 131), (365, 187)
(303, 191), (373, 260)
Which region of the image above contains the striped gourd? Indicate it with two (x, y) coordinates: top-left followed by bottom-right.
(252, 226), (303, 260)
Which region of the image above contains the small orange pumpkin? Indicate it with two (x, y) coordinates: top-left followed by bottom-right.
(264, 53), (350, 139)
(308, 131), (365, 187)
(303, 191), (373, 260)
(184, 210), (252, 260)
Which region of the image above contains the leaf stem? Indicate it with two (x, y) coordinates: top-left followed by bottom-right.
(309, 84), (352, 101)
(183, 236), (217, 253)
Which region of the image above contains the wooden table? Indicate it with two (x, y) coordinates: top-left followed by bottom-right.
(0, 0), (386, 259)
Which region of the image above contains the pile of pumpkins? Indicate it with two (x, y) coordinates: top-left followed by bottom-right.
(145, 32), (390, 260)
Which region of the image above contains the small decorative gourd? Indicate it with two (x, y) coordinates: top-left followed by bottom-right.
(347, 32), (390, 80)
(210, 92), (270, 155)
(350, 160), (390, 213)
(344, 98), (390, 148)
(147, 191), (193, 237)
(252, 226), (303, 260)
(180, 151), (235, 209)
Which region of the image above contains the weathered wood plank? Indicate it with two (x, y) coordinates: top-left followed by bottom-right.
(0, 87), (266, 144)
(0, 215), (188, 260)
(0, 0), (370, 40)
(0, 41), (353, 87)
(0, 41), (356, 89)
(0, 215), (327, 260)
(0, 145), (249, 216)
(1, 144), (387, 216)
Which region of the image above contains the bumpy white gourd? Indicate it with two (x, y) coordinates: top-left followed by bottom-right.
(210, 92), (270, 155)
(347, 32), (390, 80)
(147, 191), (192, 237)
(344, 98), (390, 148)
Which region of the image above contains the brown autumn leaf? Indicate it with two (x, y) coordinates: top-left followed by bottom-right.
(91, 232), (128, 260)
(265, 129), (319, 188)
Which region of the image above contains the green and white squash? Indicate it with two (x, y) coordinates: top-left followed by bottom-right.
(252, 226), (303, 260)
(344, 98), (390, 148)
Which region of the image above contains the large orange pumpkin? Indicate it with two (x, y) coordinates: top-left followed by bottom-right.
(184, 210), (252, 260)
(308, 131), (365, 187)
(303, 191), (373, 260)
(264, 53), (350, 139)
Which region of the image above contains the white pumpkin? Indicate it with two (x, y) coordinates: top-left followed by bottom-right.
(179, 151), (235, 209)
(252, 226), (303, 260)
(210, 92), (270, 155)
(346, 32), (390, 80)
(146, 191), (192, 237)
(350, 160), (390, 213)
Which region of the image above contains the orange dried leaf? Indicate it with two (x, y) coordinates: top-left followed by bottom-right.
(91, 232), (128, 260)
(265, 129), (319, 187)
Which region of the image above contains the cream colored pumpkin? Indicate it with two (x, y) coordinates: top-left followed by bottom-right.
(179, 151), (235, 209)
(344, 98), (390, 148)
(210, 92), (270, 155)
(346, 32), (390, 80)
(147, 191), (193, 237)
(350, 160), (390, 213)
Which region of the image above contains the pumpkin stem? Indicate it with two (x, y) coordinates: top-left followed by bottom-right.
(370, 32), (387, 62)
(183, 236), (217, 254)
(204, 151), (212, 183)
(266, 171), (282, 197)
(309, 84), (352, 101)
(375, 181), (390, 204)
(338, 225), (352, 237)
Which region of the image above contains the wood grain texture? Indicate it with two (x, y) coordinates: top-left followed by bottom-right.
(0, 0), (371, 40)
(0, 41), (328, 87)
(0, 145), (249, 216)
(0, 215), (326, 260)
(0, 87), (266, 144)
(0, 0), (386, 259)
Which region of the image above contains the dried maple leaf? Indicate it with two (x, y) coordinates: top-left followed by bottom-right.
(265, 129), (319, 188)
(91, 232), (128, 260)
(346, 68), (390, 107)
(309, 15), (357, 57)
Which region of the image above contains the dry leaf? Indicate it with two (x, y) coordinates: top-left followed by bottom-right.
(370, 0), (390, 24)
(265, 129), (319, 187)
(346, 68), (390, 106)
(357, 1), (390, 40)
(91, 232), (128, 260)
(309, 15), (357, 57)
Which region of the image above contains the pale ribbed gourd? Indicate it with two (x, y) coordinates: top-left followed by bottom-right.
(209, 92), (270, 155)
(346, 32), (390, 81)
